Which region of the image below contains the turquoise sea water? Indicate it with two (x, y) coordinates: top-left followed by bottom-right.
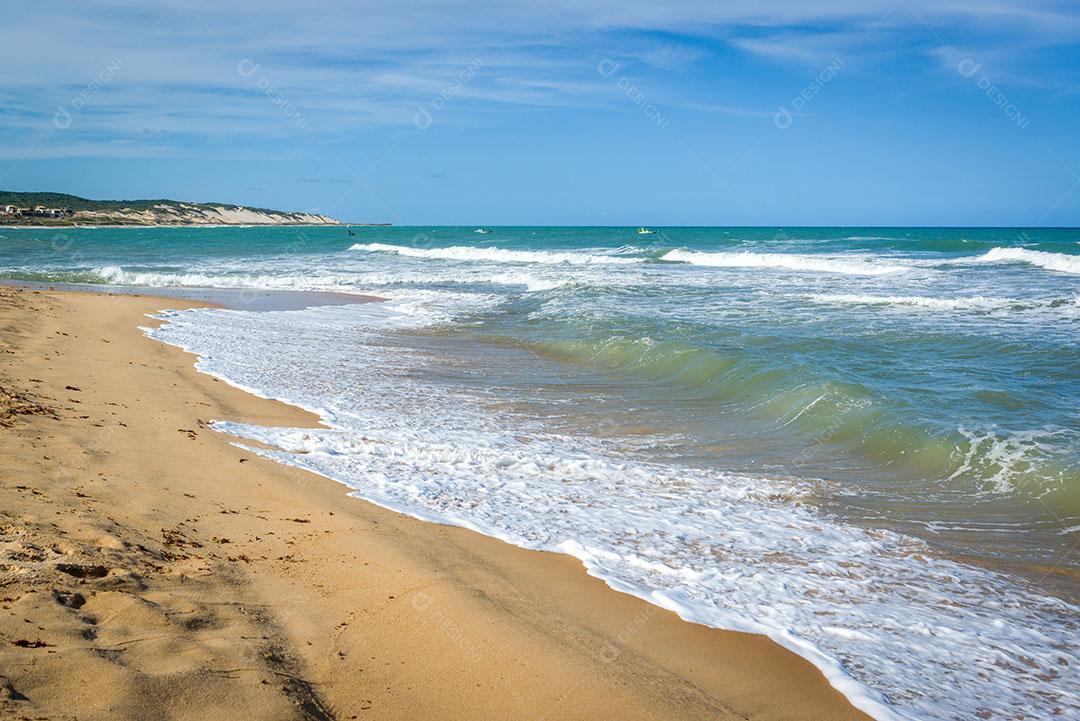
(2, 225), (1078, 719)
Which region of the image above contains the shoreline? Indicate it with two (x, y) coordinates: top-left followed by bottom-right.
(0, 284), (870, 721)
(0, 279), (384, 312)
(0, 223), (349, 229)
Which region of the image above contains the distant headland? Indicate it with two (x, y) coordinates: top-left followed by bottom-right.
(0, 192), (371, 227)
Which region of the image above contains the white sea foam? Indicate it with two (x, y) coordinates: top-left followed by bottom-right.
(970, 247), (1080, 275)
(807, 294), (1023, 311)
(949, 428), (1067, 496)
(660, 249), (908, 275)
(806, 293), (1080, 322)
(94, 265), (360, 292)
(350, 242), (643, 265)
(485, 272), (569, 291)
(92, 265), (565, 293)
(146, 296), (1079, 721)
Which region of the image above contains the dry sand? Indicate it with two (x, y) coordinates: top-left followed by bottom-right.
(0, 284), (871, 721)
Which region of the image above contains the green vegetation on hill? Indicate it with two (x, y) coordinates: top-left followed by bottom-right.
(0, 191), (280, 214)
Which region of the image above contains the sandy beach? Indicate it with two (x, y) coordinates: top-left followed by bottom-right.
(0, 284), (869, 720)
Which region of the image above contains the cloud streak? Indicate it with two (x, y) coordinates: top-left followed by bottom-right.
(0, 0), (1077, 160)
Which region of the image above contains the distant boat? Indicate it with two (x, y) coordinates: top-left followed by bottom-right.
(474, 228), (490, 234)
(637, 227), (656, 235)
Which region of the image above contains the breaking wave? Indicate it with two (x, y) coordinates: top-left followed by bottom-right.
(660, 249), (908, 275)
(350, 242), (644, 265)
(970, 247), (1080, 275)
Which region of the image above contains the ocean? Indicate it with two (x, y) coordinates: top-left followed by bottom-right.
(1, 225), (1077, 720)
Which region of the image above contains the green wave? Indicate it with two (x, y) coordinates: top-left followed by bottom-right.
(494, 331), (1079, 499)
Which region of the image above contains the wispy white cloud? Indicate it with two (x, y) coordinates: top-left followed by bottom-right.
(728, 32), (857, 66)
(0, 140), (178, 160)
(931, 44), (1080, 94)
(1, 0), (1077, 159)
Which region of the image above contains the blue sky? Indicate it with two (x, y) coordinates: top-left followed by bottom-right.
(2, 0), (1079, 225)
